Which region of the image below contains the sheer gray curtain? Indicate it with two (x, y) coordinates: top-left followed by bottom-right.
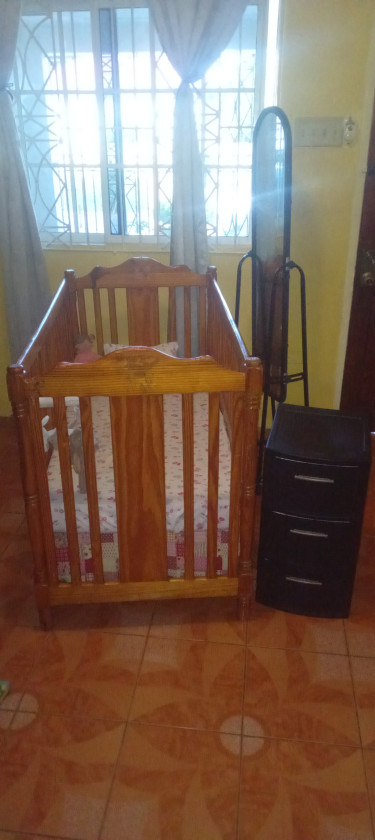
(0, 0), (50, 363)
(150, 0), (247, 353)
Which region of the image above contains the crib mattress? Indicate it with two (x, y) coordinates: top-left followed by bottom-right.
(47, 394), (232, 581)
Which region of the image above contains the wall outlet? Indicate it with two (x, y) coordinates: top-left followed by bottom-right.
(294, 117), (344, 147)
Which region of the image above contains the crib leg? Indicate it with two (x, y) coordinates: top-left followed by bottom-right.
(38, 606), (53, 631)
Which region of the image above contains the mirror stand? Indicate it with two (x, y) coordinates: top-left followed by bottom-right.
(235, 107), (309, 491)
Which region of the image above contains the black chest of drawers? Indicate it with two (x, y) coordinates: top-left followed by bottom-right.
(255, 403), (371, 618)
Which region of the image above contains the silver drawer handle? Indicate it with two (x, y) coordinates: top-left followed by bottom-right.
(290, 528), (328, 538)
(285, 576), (323, 586)
(294, 474), (334, 484)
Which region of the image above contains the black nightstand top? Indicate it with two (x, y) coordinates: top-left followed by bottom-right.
(266, 403), (371, 465)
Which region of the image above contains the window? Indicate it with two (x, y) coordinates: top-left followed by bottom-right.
(12, 1), (278, 248)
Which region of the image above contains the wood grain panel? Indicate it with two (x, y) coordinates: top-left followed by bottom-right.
(228, 394), (243, 577)
(182, 394), (194, 578)
(184, 287), (191, 357)
(54, 396), (81, 585)
(93, 289), (104, 355)
(79, 397), (104, 583)
(29, 396), (58, 585)
(108, 289), (118, 343)
(127, 287), (160, 345)
(199, 286), (207, 355)
(41, 576), (239, 606)
(168, 287), (177, 342)
(206, 393), (220, 577)
(77, 289), (87, 336)
(110, 394), (168, 582)
(38, 353), (246, 398)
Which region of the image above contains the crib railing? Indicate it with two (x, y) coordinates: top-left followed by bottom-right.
(72, 258), (208, 357)
(27, 351), (261, 617)
(7, 258), (263, 627)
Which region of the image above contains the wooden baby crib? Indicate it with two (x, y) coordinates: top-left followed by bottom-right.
(7, 258), (263, 629)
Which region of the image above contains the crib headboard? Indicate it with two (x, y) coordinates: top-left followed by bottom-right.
(72, 257), (208, 358)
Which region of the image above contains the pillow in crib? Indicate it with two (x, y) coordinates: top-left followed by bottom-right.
(104, 341), (178, 356)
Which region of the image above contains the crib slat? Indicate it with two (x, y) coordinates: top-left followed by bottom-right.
(108, 289), (118, 343)
(110, 394), (168, 582)
(168, 287), (177, 342)
(93, 289), (104, 355)
(199, 286), (206, 355)
(182, 394), (194, 579)
(228, 394), (243, 577)
(77, 290), (87, 335)
(184, 287), (191, 357)
(29, 396), (58, 586)
(127, 288), (160, 345)
(79, 397), (104, 583)
(54, 397), (81, 585)
(206, 393), (220, 578)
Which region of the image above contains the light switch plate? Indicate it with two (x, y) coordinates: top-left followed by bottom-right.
(294, 117), (344, 147)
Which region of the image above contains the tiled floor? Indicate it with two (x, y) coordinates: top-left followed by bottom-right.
(0, 416), (375, 839)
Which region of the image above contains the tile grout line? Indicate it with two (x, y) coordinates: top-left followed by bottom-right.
(346, 643), (375, 838)
(96, 601), (156, 840)
(235, 626), (249, 840)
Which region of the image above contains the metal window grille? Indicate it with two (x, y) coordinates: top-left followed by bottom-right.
(12, 2), (270, 247)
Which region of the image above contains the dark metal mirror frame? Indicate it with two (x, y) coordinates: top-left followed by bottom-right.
(235, 106), (309, 490)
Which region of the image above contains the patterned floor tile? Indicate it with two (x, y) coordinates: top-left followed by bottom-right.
(248, 602), (347, 654)
(101, 722), (241, 840)
(53, 599), (155, 636)
(150, 596), (247, 645)
(0, 627), (46, 692)
(22, 630), (146, 721)
(129, 636), (245, 733)
(239, 736), (373, 840)
(351, 656), (375, 748)
(363, 748), (375, 835)
(243, 646), (360, 745)
(0, 712), (125, 839)
(345, 615), (375, 657)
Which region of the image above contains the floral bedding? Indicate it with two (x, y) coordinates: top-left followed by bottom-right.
(47, 394), (232, 581)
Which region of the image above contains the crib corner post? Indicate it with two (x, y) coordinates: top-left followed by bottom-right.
(238, 360), (263, 617)
(7, 365), (50, 626)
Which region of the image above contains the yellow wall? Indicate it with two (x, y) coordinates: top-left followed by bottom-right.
(1, 0), (375, 416)
(279, 0), (375, 408)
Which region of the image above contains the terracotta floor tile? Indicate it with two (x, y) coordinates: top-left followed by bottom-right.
(53, 599), (155, 636)
(239, 736), (373, 840)
(351, 541), (375, 616)
(150, 596), (247, 645)
(102, 722), (241, 840)
(0, 595), (40, 631)
(0, 627), (46, 692)
(248, 602), (347, 654)
(243, 646), (360, 746)
(363, 749), (375, 834)
(8, 835), (64, 840)
(23, 630), (146, 720)
(129, 636), (245, 733)
(345, 615), (375, 657)
(0, 711), (125, 839)
(0, 545), (35, 629)
(351, 656), (375, 748)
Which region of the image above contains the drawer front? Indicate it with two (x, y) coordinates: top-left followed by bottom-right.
(255, 555), (355, 618)
(263, 455), (363, 518)
(258, 510), (357, 575)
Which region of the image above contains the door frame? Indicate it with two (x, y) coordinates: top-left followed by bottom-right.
(334, 20), (375, 408)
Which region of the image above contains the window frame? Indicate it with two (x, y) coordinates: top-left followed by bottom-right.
(13, 0), (275, 251)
